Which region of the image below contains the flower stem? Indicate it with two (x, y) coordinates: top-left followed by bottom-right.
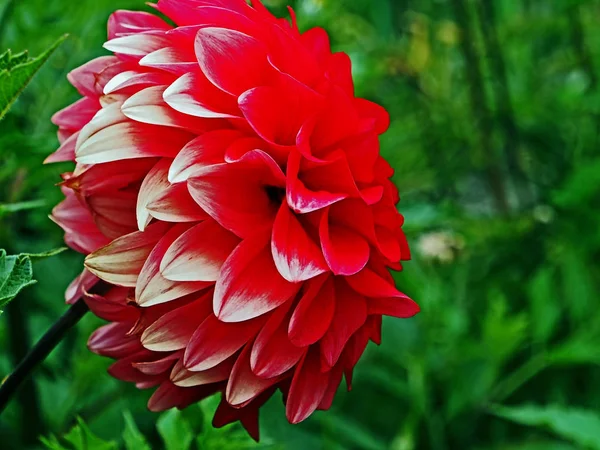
(0, 299), (89, 414)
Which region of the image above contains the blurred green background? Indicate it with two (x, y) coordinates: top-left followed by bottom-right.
(1, 0), (600, 448)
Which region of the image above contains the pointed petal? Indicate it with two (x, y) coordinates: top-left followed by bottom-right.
(146, 183), (209, 223)
(170, 357), (234, 387)
(65, 269), (99, 305)
(133, 352), (181, 376)
(168, 130), (241, 183)
(320, 282), (367, 368)
(88, 322), (142, 358)
(136, 158), (173, 231)
(288, 275), (335, 347)
(286, 349), (330, 424)
(184, 313), (265, 371)
(250, 301), (306, 378)
(135, 224), (212, 307)
(160, 219), (240, 282)
(214, 234), (300, 322)
(104, 33), (171, 58)
(85, 222), (170, 286)
(226, 344), (284, 407)
(271, 203), (328, 282)
(195, 27), (273, 96)
(141, 293), (212, 351)
(163, 72), (239, 119)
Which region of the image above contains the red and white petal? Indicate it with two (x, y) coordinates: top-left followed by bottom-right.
(135, 224), (212, 307)
(170, 357), (234, 387)
(85, 222), (170, 286)
(285, 349), (330, 424)
(226, 344), (283, 407)
(136, 158), (173, 231)
(214, 233), (300, 322)
(195, 27), (273, 96)
(163, 72), (240, 119)
(133, 352), (181, 376)
(104, 33), (171, 58)
(141, 293), (212, 351)
(160, 219), (240, 282)
(88, 322), (142, 358)
(183, 313), (265, 371)
(108, 10), (171, 39)
(67, 56), (121, 98)
(271, 203), (328, 283)
(146, 183), (209, 223)
(66, 269), (100, 305)
(168, 130), (242, 183)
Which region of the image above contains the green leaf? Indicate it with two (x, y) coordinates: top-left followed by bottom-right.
(63, 418), (118, 450)
(490, 404), (600, 450)
(0, 34), (68, 120)
(0, 199), (46, 217)
(528, 267), (561, 344)
(0, 249), (36, 311)
(122, 411), (151, 450)
(0, 248), (66, 311)
(42, 417), (117, 450)
(157, 409), (194, 450)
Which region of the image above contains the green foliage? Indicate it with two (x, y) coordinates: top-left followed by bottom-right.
(157, 410), (195, 450)
(491, 404), (600, 450)
(0, 35), (68, 120)
(0, 199), (46, 217)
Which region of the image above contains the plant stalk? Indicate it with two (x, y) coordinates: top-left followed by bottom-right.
(0, 299), (89, 414)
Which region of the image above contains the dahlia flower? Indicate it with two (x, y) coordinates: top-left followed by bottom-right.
(48, 0), (418, 440)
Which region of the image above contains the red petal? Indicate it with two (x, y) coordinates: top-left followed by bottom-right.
(320, 282), (367, 368)
(88, 322), (142, 358)
(67, 56), (121, 97)
(135, 224), (212, 307)
(320, 207), (370, 276)
(146, 183), (209, 223)
(187, 151), (284, 239)
(214, 233), (300, 322)
(288, 275), (335, 347)
(183, 313), (265, 371)
(226, 344), (284, 407)
(271, 203), (328, 282)
(170, 357), (234, 387)
(168, 130), (241, 183)
(83, 287), (138, 322)
(133, 352), (181, 376)
(160, 219), (240, 282)
(163, 72), (240, 119)
(250, 301), (306, 378)
(141, 293), (212, 351)
(66, 269), (100, 304)
(108, 10), (171, 39)
(285, 349), (330, 424)
(317, 364), (343, 411)
(195, 27), (273, 96)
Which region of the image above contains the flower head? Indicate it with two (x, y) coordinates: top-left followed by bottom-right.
(48, 0), (418, 439)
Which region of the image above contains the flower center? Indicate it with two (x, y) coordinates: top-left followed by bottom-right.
(265, 185), (285, 205)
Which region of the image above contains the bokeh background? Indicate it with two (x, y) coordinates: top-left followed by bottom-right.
(1, 0), (600, 448)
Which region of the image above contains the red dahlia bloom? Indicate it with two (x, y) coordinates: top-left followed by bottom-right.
(48, 0), (419, 440)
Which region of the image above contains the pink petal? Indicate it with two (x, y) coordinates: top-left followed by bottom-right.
(160, 219), (240, 282)
(65, 269), (100, 305)
(184, 313), (265, 371)
(288, 275), (335, 347)
(108, 10), (171, 39)
(88, 322), (142, 358)
(141, 293), (212, 351)
(135, 224), (212, 307)
(51, 97), (100, 132)
(195, 27), (273, 96)
(214, 233), (300, 322)
(84, 222), (170, 286)
(285, 349), (330, 424)
(67, 56), (121, 97)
